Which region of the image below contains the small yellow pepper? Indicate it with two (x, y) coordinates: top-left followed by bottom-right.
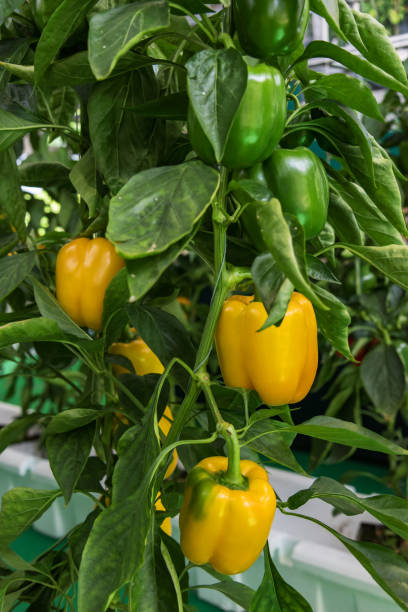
(215, 292), (318, 405)
(56, 237), (124, 331)
(109, 338), (178, 479)
(179, 457), (276, 574)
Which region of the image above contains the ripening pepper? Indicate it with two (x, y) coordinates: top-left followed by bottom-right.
(156, 496), (172, 536)
(109, 338), (178, 479)
(179, 457), (276, 574)
(56, 237), (124, 331)
(233, 0), (310, 59)
(215, 292), (318, 405)
(188, 62), (286, 169)
(263, 147), (329, 240)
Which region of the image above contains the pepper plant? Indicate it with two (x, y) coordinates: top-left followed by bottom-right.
(1, 1), (408, 611)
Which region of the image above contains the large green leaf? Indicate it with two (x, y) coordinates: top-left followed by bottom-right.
(0, 317), (67, 348)
(286, 476), (408, 541)
(308, 73), (383, 121)
(313, 284), (353, 360)
(0, 0), (25, 25)
(256, 200), (326, 310)
(47, 409), (102, 435)
(0, 415), (39, 454)
(0, 39), (30, 91)
(329, 175), (404, 246)
(46, 423), (95, 503)
(0, 488), (60, 550)
(339, 244), (408, 291)
(69, 149), (101, 217)
(88, 69), (160, 194)
(0, 108), (50, 152)
(20, 162), (71, 188)
(0, 252), (34, 302)
(34, 0), (99, 83)
(107, 161), (219, 258)
(186, 48), (247, 162)
(88, 0), (169, 79)
(338, 0), (407, 85)
(250, 544), (312, 611)
(310, 0), (342, 38)
(297, 42), (408, 97)
(361, 344), (405, 418)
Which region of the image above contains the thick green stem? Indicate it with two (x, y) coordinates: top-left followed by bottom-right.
(221, 423), (245, 488)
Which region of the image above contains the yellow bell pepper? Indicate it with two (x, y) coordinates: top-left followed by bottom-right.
(179, 457), (276, 574)
(55, 237), (124, 331)
(109, 338), (178, 479)
(215, 291), (318, 405)
(155, 496), (172, 536)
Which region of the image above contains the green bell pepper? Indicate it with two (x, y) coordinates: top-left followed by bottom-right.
(233, 0), (310, 59)
(263, 147), (329, 239)
(188, 62), (286, 169)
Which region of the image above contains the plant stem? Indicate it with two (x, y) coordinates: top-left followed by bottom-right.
(221, 423), (245, 487)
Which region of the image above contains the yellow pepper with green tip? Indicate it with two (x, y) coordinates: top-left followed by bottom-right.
(56, 237), (124, 331)
(109, 338), (178, 479)
(215, 292), (318, 405)
(179, 457), (276, 574)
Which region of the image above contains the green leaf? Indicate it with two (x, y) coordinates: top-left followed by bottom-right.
(291, 416), (408, 455)
(0, 39), (30, 91)
(306, 254), (340, 283)
(126, 91), (189, 120)
(88, 69), (160, 194)
(339, 244), (408, 291)
(0, 415), (39, 454)
(69, 509), (100, 569)
(0, 317), (68, 348)
(297, 42), (408, 97)
(19, 161), (71, 188)
(31, 277), (91, 340)
(193, 581), (254, 610)
(327, 189), (363, 245)
(361, 344), (405, 418)
(47, 409), (101, 434)
(77, 483), (152, 612)
(330, 175), (404, 246)
(286, 476), (408, 541)
(0, 0), (25, 25)
(250, 543), (312, 611)
(102, 267), (129, 329)
(34, 0), (99, 84)
(127, 235), (191, 302)
(309, 73), (383, 121)
(75, 458), (106, 494)
(127, 303), (195, 373)
(186, 48), (247, 162)
(256, 200), (326, 310)
(313, 284), (353, 360)
(69, 149), (100, 217)
(310, 0), (343, 38)
(0, 252), (35, 301)
(0, 488), (60, 550)
(107, 161), (219, 258)
(88, 0), (169, 80)
(251, 253), (284, 311)
(0, 148), (26, 240)
(338, 0), (407, 85)
(0, 108), (50, 152)
(283, 510), (408, 611)
(342, 141), (408, 238)
(46, 424), (95, 503)
(258, 279), (294, 331)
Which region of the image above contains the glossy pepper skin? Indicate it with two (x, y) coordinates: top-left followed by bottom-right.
(215, 293), (318, 405)
(56, 237), (124, 331)
(179, 457), (276, 575)
(263, 147), (329, 240)
(188, 62), (286, 169)
(109, 338), (178, 479)
(233, 0), (310, 59)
